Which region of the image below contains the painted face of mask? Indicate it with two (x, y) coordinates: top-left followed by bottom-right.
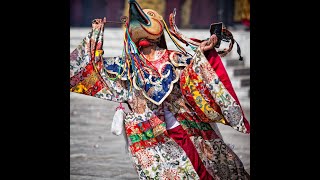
(128, 5), (164, 45)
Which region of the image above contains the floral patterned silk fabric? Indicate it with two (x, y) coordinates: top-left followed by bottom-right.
(70, 19), (250, 179)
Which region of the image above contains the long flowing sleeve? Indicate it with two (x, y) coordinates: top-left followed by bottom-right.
(179, 47), (250, 134)
(70, 18), (129, 103)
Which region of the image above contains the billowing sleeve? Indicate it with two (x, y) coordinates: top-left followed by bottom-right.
(70, 18), (130, 103)
(180, 47), (250, 134)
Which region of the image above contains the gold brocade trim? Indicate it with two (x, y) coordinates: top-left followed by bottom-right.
(70, 83), (88, 93)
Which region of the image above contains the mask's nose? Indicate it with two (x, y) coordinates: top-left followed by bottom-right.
(128, 0), (150, 25)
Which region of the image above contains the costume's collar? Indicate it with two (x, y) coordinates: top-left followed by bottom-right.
(133, 50), (179, 105)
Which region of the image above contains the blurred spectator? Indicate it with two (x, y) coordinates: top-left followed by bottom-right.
(70, 0), (250, 29)
(234, 0), (250, 29)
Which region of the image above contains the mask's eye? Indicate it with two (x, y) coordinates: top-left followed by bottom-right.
(147, 11), (155, 16)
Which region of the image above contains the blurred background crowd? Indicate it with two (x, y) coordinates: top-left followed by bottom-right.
(70, 0), (250, 30)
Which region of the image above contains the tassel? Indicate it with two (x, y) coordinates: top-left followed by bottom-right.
(111, 103), (125, 136)
(235, 40), (243, 61)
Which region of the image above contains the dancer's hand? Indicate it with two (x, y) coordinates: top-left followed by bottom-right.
(91, 18), (107, 29)
(199, 34), (218, 52)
